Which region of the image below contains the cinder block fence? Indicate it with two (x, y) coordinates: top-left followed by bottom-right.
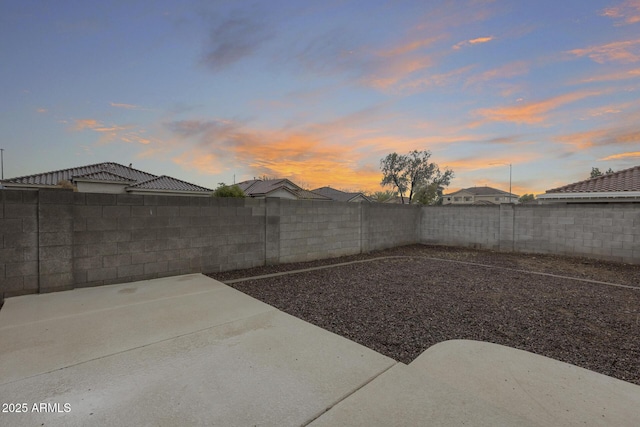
(0, 189), (420, 299)
(2, 189), (639, 300)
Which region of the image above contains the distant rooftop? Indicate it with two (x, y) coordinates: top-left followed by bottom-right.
(237, 178), (329, 200)
(545, 166), (640, 193)
(445, 186), (518, 197)
(2, 162), (212, 194)
(311, 187), (370, 202)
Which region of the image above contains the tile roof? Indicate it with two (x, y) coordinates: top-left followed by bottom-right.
(237, 178), (329, 200)
(3, 162), (156, 186)
(545, 165), (640, 193)
(128, 175), (212, 192)
(73, 171), (135, 183)
(295, 189), (330, 200)
(2, 162), (212, 193)
(237, 179), (297, 195)
(311, 186), (369, 202)
(445, 186), (517, 197)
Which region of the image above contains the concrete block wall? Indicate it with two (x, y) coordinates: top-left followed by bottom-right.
(2, 189), (425, 300)
(0, 191), (39, 296)
(421, 203), (640, 264)
(70, 193), (266, 290)
(7, 187), (638, 300)
(1, 189), (266, 299)
(275, 199), (363, 263)
(364, 203), (421, 251)
(421, 205), (501, 250)
(512, 204), (640, 263)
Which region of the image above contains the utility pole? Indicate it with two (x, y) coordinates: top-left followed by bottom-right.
(1, 148), (4, 180)
(509, 163), (512, 202)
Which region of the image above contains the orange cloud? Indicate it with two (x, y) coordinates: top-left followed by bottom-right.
(469, 36), (494, 45)
(453, 36), (494, 50)
(568, 39), (640, 64)
(73, 119), (101, 131)
(465, 61), (528, 86)
(396, 64), (475, 92)
(362, 55), (434, 91)
(600, 151), (640, 160)
(71, 118), (152, 145)
(167, 113), (390, 191)
(555, 127), (640, 149)
(601, 0), (640, 25)
(578, 67), (640, 83)
(441, 154), (534, 173)
(474, 90), (602, 124)
(581, 102), (632, 118)
(378, 36), (440, 57)
(110, 102), (144, 110)
(173, 150), (224, 175)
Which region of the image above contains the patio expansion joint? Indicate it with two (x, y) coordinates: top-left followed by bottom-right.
(301, 361), (400, 426)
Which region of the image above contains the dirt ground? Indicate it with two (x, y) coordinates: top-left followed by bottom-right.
(209, 244), (640, 386)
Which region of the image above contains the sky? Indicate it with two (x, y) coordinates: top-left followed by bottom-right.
(1, 0), (639, 196)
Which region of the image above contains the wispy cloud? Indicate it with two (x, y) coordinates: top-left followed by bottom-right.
(555, 126), (640, 149)
(601, 0), (640, 25)
(581, 102), (632, 118)
(577, 67), (640, 83)
(474, 90), (602, 124)
(110, 102), (144, 110)
(361, 55), (435, 91)
(453, 36), (494, 50)
(71, 118), (151, 145)
(199, 7), (274, 72)
(465, 61), (528, 87)
(377, 36), (441, 57)
(568, 39), (640, 64)
(36, 108), (47, 113)
(600, 151), (640, 160)
(165, 108), (390, 190)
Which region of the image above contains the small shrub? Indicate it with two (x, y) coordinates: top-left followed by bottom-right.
(213, 183), (245, 198)
(57, 179), (77, 191)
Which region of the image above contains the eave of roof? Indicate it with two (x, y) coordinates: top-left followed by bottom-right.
(537, 191), (640, 200)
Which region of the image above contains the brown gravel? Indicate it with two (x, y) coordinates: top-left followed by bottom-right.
(208, 244), (640, 386)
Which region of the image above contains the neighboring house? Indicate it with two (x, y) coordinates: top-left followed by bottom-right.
(311, 186), (371, 202)
(442, 186), (519, 205)
(237, 178), (329, 201)
(1, 162), (213, 197)
(537, 165), (640, 204)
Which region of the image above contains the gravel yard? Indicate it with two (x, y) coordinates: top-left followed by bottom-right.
(208, 244), (640, 386)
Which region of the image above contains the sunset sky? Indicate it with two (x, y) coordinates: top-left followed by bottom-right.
(2, 0), (639, 196)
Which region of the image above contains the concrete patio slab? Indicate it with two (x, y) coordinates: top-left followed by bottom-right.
(311, 340), (640, 426)
(0, 274), (395, 426)
(410, 340), (640, 426)
(308, 362), (536, 426)
(2, 274), (639, 426)
(0, 279), (275, 384)
(0, 273), (224, 328)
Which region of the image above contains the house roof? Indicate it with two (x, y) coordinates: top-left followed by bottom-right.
(73, 171), (135, 183)
(237, 179), (297, 195)
(311, 186), (370, 202)
(445, 186), (518, 197)
(237, 178), (329, 200)
(128, 175), (212, 192)
(2, 162), (212, 193)
(544, 165), (640, 194)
